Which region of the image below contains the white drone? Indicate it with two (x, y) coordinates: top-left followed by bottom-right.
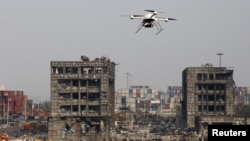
(122, 10), (176, 35)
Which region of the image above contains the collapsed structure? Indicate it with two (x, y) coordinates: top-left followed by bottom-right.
(48, 55), (115, 141)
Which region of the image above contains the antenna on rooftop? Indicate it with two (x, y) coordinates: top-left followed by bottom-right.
(217, 53), (223, 67)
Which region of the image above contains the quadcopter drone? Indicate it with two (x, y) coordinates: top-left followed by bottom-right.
(122, 10), (176, 35)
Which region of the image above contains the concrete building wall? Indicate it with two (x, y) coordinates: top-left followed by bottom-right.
(48, 55), (115, 141)
(182, 65), (235, 128)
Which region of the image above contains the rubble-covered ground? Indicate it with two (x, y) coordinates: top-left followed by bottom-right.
(0, 123), (48, 141)
(111, 119), (208, 141)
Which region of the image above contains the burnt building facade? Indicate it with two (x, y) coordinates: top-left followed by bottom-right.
(182, 64), (235, 129)
(48, 55), (115, 141)
(0, 90), (28, 122)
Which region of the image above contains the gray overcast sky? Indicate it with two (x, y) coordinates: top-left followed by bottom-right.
(0, 0), (250, 101)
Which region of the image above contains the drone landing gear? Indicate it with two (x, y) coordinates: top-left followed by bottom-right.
(155, 22), (164, 35)
(135, 23), (143, 34)
(156, 28), (164, 35)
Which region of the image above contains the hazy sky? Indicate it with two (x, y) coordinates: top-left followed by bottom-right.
(0, 0), (250, 101)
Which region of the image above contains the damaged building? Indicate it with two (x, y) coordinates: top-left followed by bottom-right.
(182, 64), (236, 129)
(48, 55), (115, 141)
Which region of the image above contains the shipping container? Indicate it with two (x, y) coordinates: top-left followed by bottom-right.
(140, 88), (147, 94)
(151, 106), (158, 111)
(129, 93), (133, 98)
(136, 93), (140, 98)
(243, 100), (249, 105)
(164, 104), (170, 109)
(126, 97), (136, 103)
(247, 87), (250, 95)
(140, 93), (144, 98)
(170, 103), (175, 109)
(133, 89), (136, 94)
(244, 95), (249, 101)
(136, 89), (140, 94)
(122, 89), (129, 94)
(130, 103), (136, 108)
(19, 115), (25, 121)
(147, 89), (152, 94)
(129, 89), (133, 94)
(133, 93), (136, 98)
(153, 88), (159, 94)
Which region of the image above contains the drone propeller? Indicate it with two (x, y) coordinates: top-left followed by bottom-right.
(120, 15), (131, 17)
(120, 15), (144, 17)
(168, 18), (177, 20)
(145, 10), (155, 12)
(145, 10), (165, 14)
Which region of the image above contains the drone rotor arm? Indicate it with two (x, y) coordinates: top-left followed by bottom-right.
(156, 17), (168, 22)
(130, 15), (144, 19)
(156, 17), (177, 22)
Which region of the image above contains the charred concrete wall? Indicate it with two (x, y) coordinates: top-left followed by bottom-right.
(48, 55), (115, 141)
(182, 65), (235, 129)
